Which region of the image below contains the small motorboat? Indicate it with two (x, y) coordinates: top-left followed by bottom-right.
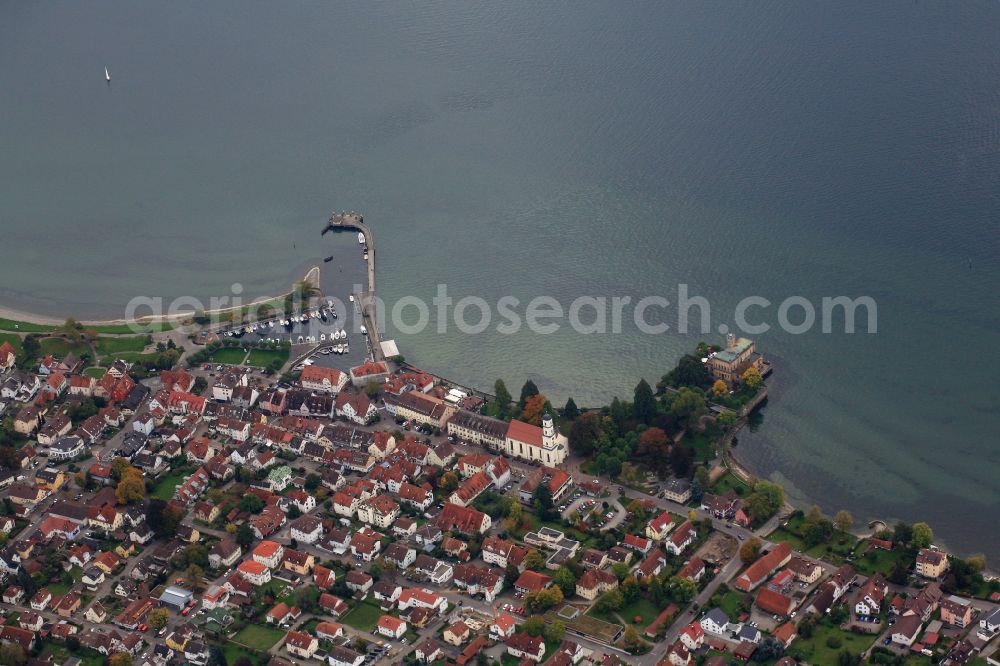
(358, 232), (365, 244)
(349, 294), (354, 303)
(324, 255), (334, 263)
(320, 333), (326, 342)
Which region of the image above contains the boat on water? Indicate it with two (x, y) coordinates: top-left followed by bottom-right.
(349, 294), (354, 303)
(360, 325), (368, 335)
(321, 348), (331, 355)
(320, 334), (326, 342)
(105, 67), (110, 83)
(324, 256), (334, 263)
(363, 252), (368, 261)
(358, 232), (365, 244)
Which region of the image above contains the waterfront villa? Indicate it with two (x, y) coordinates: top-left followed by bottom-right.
(708, 333), (766, 385)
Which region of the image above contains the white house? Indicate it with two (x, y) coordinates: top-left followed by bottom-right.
(700, 609), (730, 636)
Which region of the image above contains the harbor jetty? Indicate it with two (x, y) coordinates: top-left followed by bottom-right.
(323, 211), (385, 361)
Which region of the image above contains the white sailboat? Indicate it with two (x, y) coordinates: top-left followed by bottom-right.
(105, 67), (111, 83)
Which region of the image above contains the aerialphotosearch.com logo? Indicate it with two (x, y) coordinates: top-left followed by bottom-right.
(125, 283), (877, 337)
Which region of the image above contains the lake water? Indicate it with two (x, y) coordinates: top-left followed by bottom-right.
(1, 2), (997, 557)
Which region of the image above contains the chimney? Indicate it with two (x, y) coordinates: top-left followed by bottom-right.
(726, 333), (737, 350)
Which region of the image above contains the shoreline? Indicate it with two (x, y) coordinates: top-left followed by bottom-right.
(0, 266), (322, 331)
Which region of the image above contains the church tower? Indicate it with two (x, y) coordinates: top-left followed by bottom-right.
(542, 413), (556, 447)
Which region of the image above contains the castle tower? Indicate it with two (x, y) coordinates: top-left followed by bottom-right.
(726, 332), (737, 350)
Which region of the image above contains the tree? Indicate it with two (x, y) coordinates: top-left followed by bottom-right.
(115, 467), (146, 505)
(668, 443), (694, 477)
(741, 366), (763, 389)
(911, 522), (933, 548)
(667, 576), (697, 603)
(753, 637), (785, 662)
(111, 457), (133, 482)
(740, 537), (763, 563)
(502, 497), (523, 532)
(523, 549), (546, 571)
(694, 465), (711, 489)
(518, 380), (539, 410)
(596, 588), (624, 613)
(147, 608), (169, 631)
(185, 564), (205, 590)
(533, 483), (555, 520)
(562, 397), (579, 421)
(711, 379), (728, 397)
(568, 413), (601, 456)
(633, 379), (656, 424)
(893, 521), (913, 544)
(239, 494), (265, 514)
(966, 554), (987, 573)
(439, 472), (459, 493)
(521, 394), (548, 426)
(609, 397), (628, 435)
(611, 563), (631, 582)
(494, 380), (513, 418)
(834, 510), (853, 533)
(637, 428), (671, 476)
(553, 566), (577, 596)
(745, 481), (785, 524)
(660, 354), (712, 391)
(667, 387), (707, 430)
(622, 625), (642, 652)
(0, 644), (26, 666)
(888, 558), (909, 585)
(545, 620), (566, 643)
(522, 616), (545, 637)
(526, 586), (563, 612)
(236, 523), (256, 548)
(109, 654), (133, 666)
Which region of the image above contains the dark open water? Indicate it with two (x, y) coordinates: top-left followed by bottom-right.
(1, 2), (997, 557)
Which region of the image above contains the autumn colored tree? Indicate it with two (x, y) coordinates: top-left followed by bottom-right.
(521, 394), (548, 426)
(834, 510), (853, 533)
(115, 467), (145, 505)
(712, 379), (728, 397)
(741, 366), (763, 389)
(109, 654), (133, 666)
(637, 427), (671, 476)
(439, 472), (459, 493)
(739, 537), (763, 563)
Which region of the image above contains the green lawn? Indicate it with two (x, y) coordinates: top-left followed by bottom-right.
(95, 335), (149, 356)
(617, 597), (661, 627)
(711, 470), (750, 497)
(207, 347), (249, 365)
(715, 588), (745, 621)
(231, 624), (286, 651)
(0, 333), (21, 350)
(340, 600), (384, 632)
(151, 467), (195, 501)
(246, 348), (289, 367)
(687, 431), (718, 462)
(787, 622), (876, 664)
(39, 337), (89, 357)
(83, 366), (106, 378)
(852, 542), (915, 577)
(0, 318), (56, 333)
(219, 642), (266, 666)
(106, 351), (161, 363)
(88, 321), (176, 334)
(37, 640), (104, 666)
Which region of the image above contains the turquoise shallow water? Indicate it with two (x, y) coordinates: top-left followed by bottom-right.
(1, 2), (997, 556)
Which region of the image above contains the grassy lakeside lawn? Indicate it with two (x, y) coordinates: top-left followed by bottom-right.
(851, 542), (916, 577)
(89, 321), (177, 334)
(39, 337), (89, 357)
(687, 430), (717, 462)
(0, 318), (56, 333)
(340, 600), (384, 632)
(767, 525), (857, 564)
(711, 470), (751, 497)
(246, 348), (289, 367)
(0, 333), (21, 350)
(106, 351), (161, 363)
(95, 335), (148, 355)
(787, 622), (877, 664)
(206, 347), (250, 365)
(231, 624), (286, 651)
